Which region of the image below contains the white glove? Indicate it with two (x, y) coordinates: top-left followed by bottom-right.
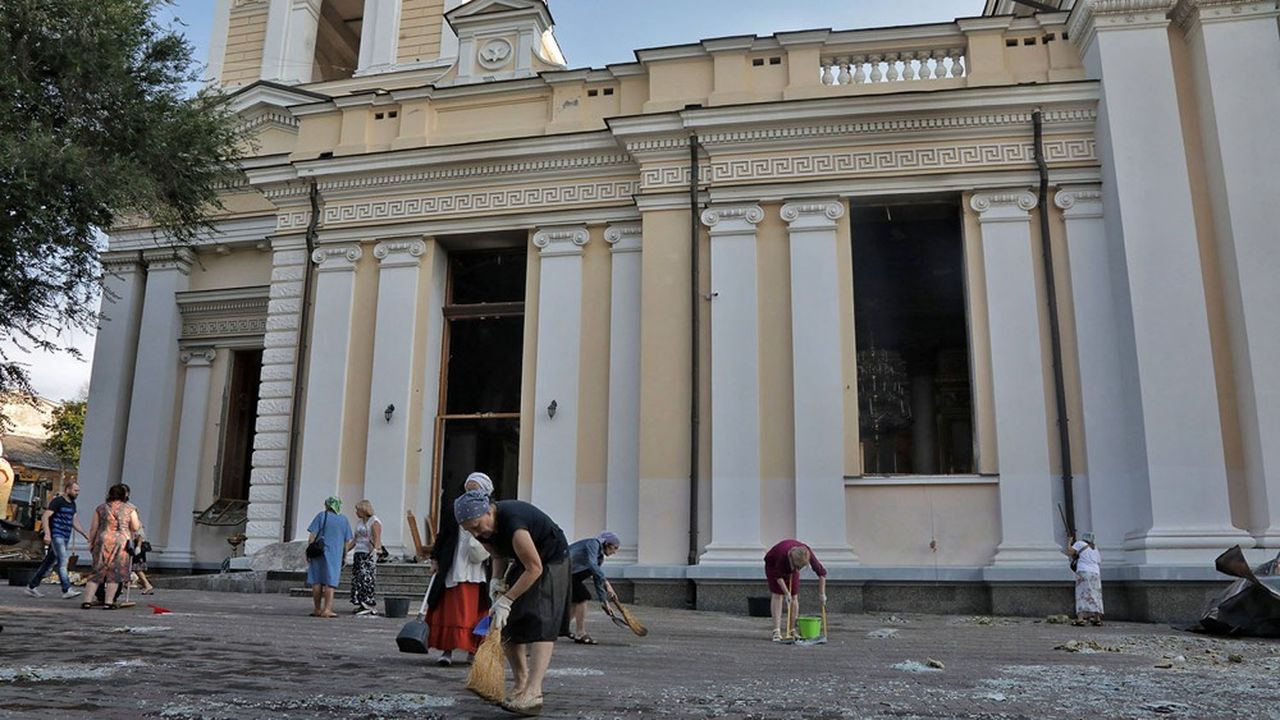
(782, 591), (793, 606)
(820, 594), (828, 605)
(491, 595), (513, 631)
(489, 578), (509, 602)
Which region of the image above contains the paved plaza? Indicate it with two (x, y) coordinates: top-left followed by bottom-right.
(0, 586), (1277, 719)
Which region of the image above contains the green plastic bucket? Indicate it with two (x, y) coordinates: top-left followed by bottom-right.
(796, 616), (822, 639)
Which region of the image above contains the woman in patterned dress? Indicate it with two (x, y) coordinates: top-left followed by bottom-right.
(82, 483), (140, 609)
(349, 499), (383, 615)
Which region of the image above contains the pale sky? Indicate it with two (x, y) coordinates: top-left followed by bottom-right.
(19, 0), (984, 403)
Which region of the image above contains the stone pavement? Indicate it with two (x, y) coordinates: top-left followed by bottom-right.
(0, 586), (1277, 719)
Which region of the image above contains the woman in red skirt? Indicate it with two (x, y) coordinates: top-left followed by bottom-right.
(426, 472), (493, 666)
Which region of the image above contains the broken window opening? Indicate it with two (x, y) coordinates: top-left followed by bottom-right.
(851, 200), (974, 476)
(313, 0), (363, 82)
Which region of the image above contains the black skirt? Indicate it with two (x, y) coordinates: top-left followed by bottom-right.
(502, 557), (570, 644)
(571, 569), (595, 604)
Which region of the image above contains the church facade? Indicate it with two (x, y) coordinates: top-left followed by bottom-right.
(80, 0), (1280, 614)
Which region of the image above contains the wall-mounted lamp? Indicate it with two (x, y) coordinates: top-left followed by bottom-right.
(384, 404), (395, 423)
(547, 400), (558, 419)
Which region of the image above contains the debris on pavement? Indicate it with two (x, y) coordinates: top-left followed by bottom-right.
(1190, 545), (1280, 638)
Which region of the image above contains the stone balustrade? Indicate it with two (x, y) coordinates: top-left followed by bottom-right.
(821, 47), (967, 86)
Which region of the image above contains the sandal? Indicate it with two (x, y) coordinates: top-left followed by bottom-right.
(1070, 619), (1087, 627)
(573, 634), (598, 645)
(103, 603), (118, 610)
(80, 602), (95, 610)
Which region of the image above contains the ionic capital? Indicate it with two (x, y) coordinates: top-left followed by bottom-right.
(180, 347), (217, 366)
(373, 239), (427, 267)
(701, 204), (764, 235)
(780, 199), (845, 229)
(970, 190), (1038, 223)
(604, 222), (642, 254)
(1054, 187), (1105, 220)
(311, 244), (363, 271)
(533, 226), (590, 257)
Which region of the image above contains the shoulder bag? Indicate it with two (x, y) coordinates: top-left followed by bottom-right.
(306, 512), (329, 560)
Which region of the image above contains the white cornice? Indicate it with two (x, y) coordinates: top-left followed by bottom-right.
(1067, 0), (1177, 51)
(1169, 0), (1278, 29)
(314, 206), (638, 243)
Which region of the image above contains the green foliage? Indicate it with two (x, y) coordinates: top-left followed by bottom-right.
(0, 0), (245, 419)
(43, 399), (87, 470)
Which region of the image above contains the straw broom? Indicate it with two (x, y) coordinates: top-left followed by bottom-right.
(466, 626), (505, 702)
(609, 598), (648, 637)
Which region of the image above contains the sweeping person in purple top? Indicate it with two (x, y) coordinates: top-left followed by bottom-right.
(763, 539), (827, 642)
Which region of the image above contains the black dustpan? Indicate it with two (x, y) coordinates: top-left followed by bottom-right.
(396, 575), (435, 653)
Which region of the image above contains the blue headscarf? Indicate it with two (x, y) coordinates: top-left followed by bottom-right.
(453, 489), (492, 524)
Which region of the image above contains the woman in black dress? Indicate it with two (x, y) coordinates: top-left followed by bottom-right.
(454, 490), (569, 717)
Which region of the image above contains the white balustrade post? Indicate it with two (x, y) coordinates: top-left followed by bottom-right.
(244, 239), (307, 554)
(79, 254), (147, 504)
(260, 0), (322, 84)
(781, 200), (858, 565)
(292, 244), (362, 537)
(603, 222), (642, 565)
(362, 239), (426, 557)
(1056, 187), (1140, 556)
(120, 248), (195, 554)
(1178, 0), (1280, 549)
(167, 348), (218, 568)
(355, 0), (402, 75)
(1070, 1), (1252, 564)
(970, 191), (1063, 569)
(530, 227), (590, 542)
(698, 204), (766, 565)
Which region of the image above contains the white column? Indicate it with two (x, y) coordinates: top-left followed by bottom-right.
(362, 239), (426, 556)
(355, 0), (402, 75)
(530, 226), (589, 542)
(781, 200), (858, 565)
(79, 254), (146, 504)
(603, 222), (642, 565)
(245, 240), (307, 554)
(166, 348), (217, 567)
(1071, 1), (1252, 563)
(120, 248), (195, 549)
(292, 244), (362, 538)
(1179, 0), (1280, 548)
(260, 0), (323, 84)
(1057, 187), (1139, 556)
(699, 204), (765, 564)
(971, 191), (1062, 567)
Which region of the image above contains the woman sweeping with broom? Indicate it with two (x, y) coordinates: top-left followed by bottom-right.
(454, 489), (569, 717)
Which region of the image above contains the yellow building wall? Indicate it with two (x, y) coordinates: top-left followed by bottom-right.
(338, 243), (379, 511)
(187, 248), (273, 292)
(221, 0), (270, 87)
(398, 0), (446, 65)
(575, 226), (612, 540)
(848, 483), (1000, 565)
(756, 204), (796, 545)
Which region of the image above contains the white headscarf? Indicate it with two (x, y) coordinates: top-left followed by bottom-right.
(464, 472), (493, 496)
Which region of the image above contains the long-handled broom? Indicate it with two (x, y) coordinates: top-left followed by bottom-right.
(466, 614), (505, 703)
(607, 598), (648, 637)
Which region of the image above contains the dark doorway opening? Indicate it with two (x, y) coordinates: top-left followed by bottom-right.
(851, 200), (974, 475)
(432, 243), (526, 529)
(218, 349), (263, 500)
(313, 0), (363, 82)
